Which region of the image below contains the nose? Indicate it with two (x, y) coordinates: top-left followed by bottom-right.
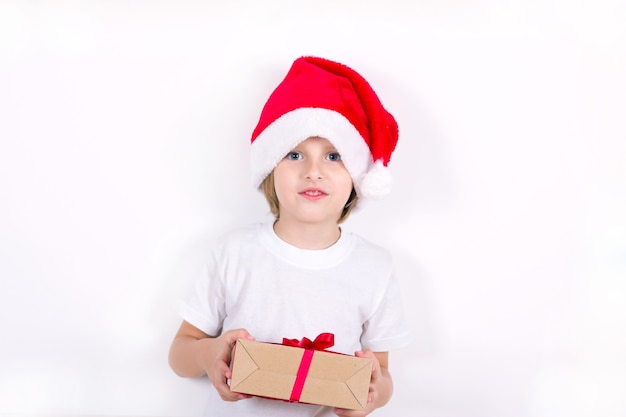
(304, 158), (323, 180)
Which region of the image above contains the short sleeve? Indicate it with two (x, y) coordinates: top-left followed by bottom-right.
(177, 250), (226, 336)
(360, 269), (412, 352)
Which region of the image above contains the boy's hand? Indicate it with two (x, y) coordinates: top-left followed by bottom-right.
(203, 328), (255, 401)
(169, 322), (256, 401)
(333, 350), (391, 417)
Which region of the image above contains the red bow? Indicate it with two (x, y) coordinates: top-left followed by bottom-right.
(281, 333), (335, 402)
(282, 332), (335, 351)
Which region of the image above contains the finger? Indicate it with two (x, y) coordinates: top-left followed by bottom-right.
(215, 373), (248, 401)
(212, 361), (232, 386)
(223, 329), (255, 351)
(333, 408), (363, 417)
(218, 387), (242, 401)
(369, 363), (380, 382)
(213, 376), (240, 401)
(355, 349), (376, 364)
(228, 328), (256, 342)
(214, 358), (254, 402)
(239, 328), (255, 340)
(218, 381), (253, 402)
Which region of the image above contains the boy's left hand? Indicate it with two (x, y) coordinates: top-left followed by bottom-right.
(333, 350), (392, 417)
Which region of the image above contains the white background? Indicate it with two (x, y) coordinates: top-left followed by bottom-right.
(1, 1), (625, 416)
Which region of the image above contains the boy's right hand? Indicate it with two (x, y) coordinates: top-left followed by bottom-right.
(203, 328), (255, 401)
(169, 322), (255, 401)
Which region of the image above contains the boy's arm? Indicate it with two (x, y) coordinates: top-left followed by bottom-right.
(168, 320), (213, 377)
(168, 320), (254, 401)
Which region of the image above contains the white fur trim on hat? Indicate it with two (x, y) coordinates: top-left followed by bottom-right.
(251, 107), (373, 191)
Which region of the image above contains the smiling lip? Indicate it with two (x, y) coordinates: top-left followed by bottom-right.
(299, 188), (328, 201)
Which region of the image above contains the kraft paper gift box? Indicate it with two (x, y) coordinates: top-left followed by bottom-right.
(229, 334), (373, 410)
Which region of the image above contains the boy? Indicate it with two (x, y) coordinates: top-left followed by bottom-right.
(169, 56), (411, 416)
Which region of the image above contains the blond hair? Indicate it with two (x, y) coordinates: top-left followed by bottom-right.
(260, 171), (358, 224)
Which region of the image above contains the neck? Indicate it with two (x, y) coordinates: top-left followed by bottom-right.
(273, 219), (341, 250)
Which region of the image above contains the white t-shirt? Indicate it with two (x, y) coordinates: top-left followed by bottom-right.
(178, 221), (411, 417)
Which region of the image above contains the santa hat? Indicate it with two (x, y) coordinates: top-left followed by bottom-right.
(250, 56), (399, 205)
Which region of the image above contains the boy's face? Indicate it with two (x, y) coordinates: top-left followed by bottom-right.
(273, 136), (353, 226)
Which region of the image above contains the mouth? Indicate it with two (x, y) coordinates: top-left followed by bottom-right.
(299, 188), (328, 200)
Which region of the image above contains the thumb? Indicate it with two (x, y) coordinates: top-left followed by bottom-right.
(227, 328), (255, 344)
(355, 349), (375, 359)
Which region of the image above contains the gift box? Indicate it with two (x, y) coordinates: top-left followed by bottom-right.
(229, 334), (373, 410)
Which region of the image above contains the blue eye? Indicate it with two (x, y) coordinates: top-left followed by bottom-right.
(286, 151), (302, 160)
(326, 152), (342, 161)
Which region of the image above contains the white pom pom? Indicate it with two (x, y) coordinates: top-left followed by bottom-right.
(359, 160), (393, 199)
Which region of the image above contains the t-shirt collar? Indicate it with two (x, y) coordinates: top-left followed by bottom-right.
(259, 221), (355, 269)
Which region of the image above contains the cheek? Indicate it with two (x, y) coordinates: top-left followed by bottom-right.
(272, 167), (295, 197)
(336, 173), (354, 200)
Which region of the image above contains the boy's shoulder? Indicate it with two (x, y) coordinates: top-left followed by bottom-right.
(208, 223), (265, 259)
(216, 223), (262, 245)
(348, 231), (393, 263)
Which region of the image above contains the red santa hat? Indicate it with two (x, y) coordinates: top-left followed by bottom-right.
(250, 56), (399, 205)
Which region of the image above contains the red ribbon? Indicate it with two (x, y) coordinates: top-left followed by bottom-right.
(282, 332), (335, 350)
(282, 333), (335, 402)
